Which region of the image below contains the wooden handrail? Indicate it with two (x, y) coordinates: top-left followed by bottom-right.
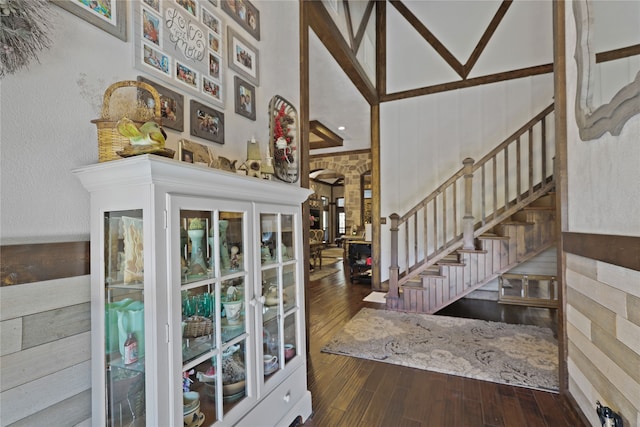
(472, 103), (554, 172)
(388, 104), (555, 295)
(400, 168), (465, 222)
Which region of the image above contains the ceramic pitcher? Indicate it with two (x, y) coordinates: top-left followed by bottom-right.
(117, 301), (145, 358)
(106, 298), (134, 354)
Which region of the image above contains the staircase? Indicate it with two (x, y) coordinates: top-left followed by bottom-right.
(387, 104), (556, 314)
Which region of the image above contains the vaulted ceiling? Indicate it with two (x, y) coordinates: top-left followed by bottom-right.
(309, 0), (554, 155)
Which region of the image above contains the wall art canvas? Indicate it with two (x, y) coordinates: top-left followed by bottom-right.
(53, 0), (128, 41)
(134, 1), (225, 107)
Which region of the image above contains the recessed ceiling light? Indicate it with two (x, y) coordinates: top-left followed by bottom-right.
(338, 126), (346, 131)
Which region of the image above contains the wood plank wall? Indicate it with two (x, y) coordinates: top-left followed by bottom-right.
(563, 233), (640, 427)
(0, 243), (92, 425)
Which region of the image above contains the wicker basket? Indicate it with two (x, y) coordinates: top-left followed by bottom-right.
(184, 316), (213, 338)
(91, 80), (162, 162)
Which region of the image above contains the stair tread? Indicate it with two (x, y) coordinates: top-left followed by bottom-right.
(438, 261), (465, 266)
(478, 235), (510, 240)
(420, 272), (446, 279)
(419, 268), (442, 277)
(457, 249), (488, 254)
(521, 206), (555, 210)
(401, 284), (425, 290)
(500, 221), (534, 226)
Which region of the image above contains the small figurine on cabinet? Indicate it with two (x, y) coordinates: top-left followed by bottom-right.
(230, 246), (240, 270)
(183, 369), (195, 392)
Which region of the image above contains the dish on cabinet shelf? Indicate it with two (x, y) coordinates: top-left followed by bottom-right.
(223, 389), (245, 403)
(184, 410), (205, 427)
(223, 380), (245, 396)
(264, 362), (279, 376)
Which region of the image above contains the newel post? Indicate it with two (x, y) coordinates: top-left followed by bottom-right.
(388, 213), (400, 299)
(462, 157), (475, 250)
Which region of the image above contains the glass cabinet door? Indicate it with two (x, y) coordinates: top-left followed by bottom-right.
(259, 212), (300, 385)
(104, 210), (146, 426)
(177, 206), (250, 426)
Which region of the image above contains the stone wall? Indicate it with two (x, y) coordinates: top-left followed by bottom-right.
(310, 151), (371, 232)
(565, 254), (640, 427)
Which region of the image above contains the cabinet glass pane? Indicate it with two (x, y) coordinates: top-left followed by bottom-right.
(261, 267), (279, 323)
(182, 284), (215, 365)
(260, 213), (278, 265)
(283, 314), (297, 365)
(104, 210), (146, 426)
(181, 213), (212, 284)
(186, 358), (217, 426)
(263, 314), (280, 378)
(282, 264), (296, 313)
(281, 214), (295, 261)
(221, 340), (248, 409)
(219, 212), (244, 275)
(184, 340), (248, 425)
(222, 278), (246, 343)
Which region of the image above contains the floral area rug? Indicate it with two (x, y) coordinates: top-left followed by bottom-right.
(321, 307), (558, 391)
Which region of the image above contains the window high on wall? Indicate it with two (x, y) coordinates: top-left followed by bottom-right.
(337, 197), (345, 234)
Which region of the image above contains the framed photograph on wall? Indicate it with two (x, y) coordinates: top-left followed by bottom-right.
(178, 139), (215, 166)
(133, 2), (225, 107)
(234, 76), (256, 121)
(190, 100), (225, 144)
(53, 0), (128, 41)
(137, 76), (185, 132)
(227, 27), (259, 86)
(202, 76), (223, 104)
(221, 0), (260, 41)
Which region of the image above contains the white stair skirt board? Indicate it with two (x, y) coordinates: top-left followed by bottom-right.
(363, 292), (387, 303)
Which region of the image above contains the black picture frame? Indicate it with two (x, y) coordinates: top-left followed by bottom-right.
(221, 0), (260, 41)
(234, 76), (256, 121)
(137, 76), (185, 132)
(190, 100), (225, 144)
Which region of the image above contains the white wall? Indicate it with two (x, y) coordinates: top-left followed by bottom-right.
(0, 1), (299, 244)
(0, 2), (299, 424)
(565, 5), (640, 235)
(564, 2), (640, 426)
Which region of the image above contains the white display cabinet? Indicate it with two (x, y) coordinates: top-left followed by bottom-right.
(75, 155), (312, 426)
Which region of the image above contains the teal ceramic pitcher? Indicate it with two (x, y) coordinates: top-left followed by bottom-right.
(116, 301), (145, 358)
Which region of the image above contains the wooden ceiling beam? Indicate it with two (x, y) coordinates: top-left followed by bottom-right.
(596, 44), (640, 63)
(389, 0), (465, 78)
(309, 120), (344, 150)
(342, 0), (356, 51)
(463, 0), (513, 78)
(307, 1), (378, 105)
(376, 0), (387, 97)
(381, 63), (553, 102)
(353, 1), (376, 55)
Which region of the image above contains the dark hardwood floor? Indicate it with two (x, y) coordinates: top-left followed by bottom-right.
(301, 258), (584, 427)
